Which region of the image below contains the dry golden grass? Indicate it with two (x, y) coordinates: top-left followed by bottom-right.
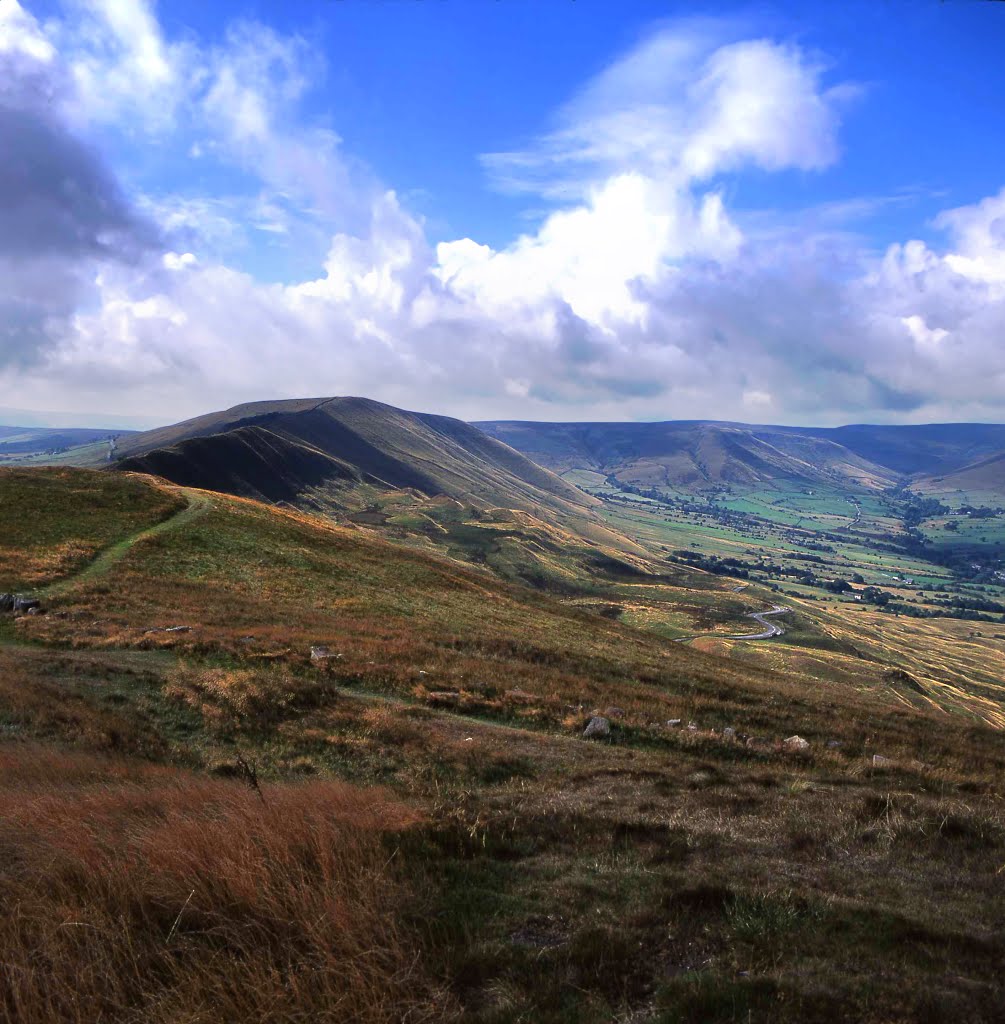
(0, 744), (448, 1024)
(0, 468), (184, 590)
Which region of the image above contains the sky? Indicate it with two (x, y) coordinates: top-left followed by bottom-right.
(2, 0), (1005, 429)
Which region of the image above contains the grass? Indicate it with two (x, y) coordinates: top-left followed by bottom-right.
(2, 469), (1005, 1022)
(0, 744), (447, 1024)
(0, 468), (184, 590)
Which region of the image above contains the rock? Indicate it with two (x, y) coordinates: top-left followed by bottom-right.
(666, 719), (682, 727)
(310, 645), (341, 661)
(417, 670), (429, 677)
(722, 727), (737, 740)
(604, 706), (626, 718)
(0, 593), (40, 614)
(826, 740), (843, 749)
(872, 754), (893, 767)
(582, 716), (611, 740)
(143, 625), (192, 634)
(687, 722), (698, 732)
(784, 735), (811, 753)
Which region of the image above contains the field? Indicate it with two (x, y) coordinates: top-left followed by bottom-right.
(1, 469), (1004, 1023)
(559, 472), (1005, 727)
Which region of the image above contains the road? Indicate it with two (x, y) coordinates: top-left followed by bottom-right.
(673, 605), (790, 643)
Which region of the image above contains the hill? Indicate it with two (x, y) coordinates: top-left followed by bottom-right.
(115, 396), (596, 518)
(911, 449), (1005, 502)
(476, 418), (1005, 494)
(476, 420), (899, 492)
(1, 468), (1003, 1023)
(0, 424), (135, 466)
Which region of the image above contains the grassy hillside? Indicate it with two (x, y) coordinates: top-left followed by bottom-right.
(0, 468), (184, 590)
(116, 396), (596, 519)
(2, 469), (1004, 1022)
(477, 418), (1005, 494)
(911, 449), (1005, 503)
(477, 420), (899, 492)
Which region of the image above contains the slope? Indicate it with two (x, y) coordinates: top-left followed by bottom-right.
(117, 396), (596, 518)
(477, 419), (898, 492)
(3, 469), (1004, 1023)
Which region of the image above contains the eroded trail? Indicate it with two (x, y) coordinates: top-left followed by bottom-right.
(40, 490), (211, 600)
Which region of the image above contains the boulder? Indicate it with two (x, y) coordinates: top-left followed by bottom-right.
(582, 716), (611, 740)
(783, 735), (811, 753)
(310, 645), (342, 662)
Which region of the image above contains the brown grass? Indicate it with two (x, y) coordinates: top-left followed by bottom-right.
(0, 745), (449, 1024)
(0, 468), (184, 590)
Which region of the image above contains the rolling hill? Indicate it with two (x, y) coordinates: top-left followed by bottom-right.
(115, 396), (596, 517)
(476, 418), (1005, 495)
(2, 468), (1004, 1023)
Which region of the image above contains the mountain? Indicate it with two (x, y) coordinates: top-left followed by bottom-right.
(115, 396), (596, 517)
(476, 419), (1005, 494)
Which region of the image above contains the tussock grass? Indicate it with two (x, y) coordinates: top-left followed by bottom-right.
(0, 745), (447, 1024)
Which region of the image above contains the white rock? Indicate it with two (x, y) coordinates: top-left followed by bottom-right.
(583, 716), (611, 740)
(784, 735), (811, 753)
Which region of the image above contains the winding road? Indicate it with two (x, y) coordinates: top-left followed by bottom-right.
(673, 604), (790, 644)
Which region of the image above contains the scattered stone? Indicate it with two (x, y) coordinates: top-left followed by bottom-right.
(872, 754), (893, 767)
(0, 593), (40, 614)
(582, 716), (611, 740)
(310, 645), (342, 662)
(784, 735), (811, 753)
(143, 625), (192, 634)
(687, 722), (698, 732)
(722, 727), (737, 740)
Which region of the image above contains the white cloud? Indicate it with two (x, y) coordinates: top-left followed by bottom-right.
(1, 4), (1004, 429)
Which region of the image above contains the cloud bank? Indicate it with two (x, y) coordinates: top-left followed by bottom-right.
(1, 1), (1003, 427)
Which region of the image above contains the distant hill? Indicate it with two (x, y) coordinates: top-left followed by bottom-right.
(0, 425), (134, 464)
(476, 419), (1005, 495)
(911, 449), (1005, 500)
(115, 397), (596, 518)
(475, 420), (898, 492)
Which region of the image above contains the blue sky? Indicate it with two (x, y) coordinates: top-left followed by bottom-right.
(2, 0), (1005, 427)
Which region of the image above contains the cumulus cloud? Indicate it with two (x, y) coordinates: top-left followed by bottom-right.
(1, 2), (1004, 428)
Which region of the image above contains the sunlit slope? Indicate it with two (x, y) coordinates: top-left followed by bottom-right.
(116, 396), (596, 517)
(0, 468), (184, 590)
(3, 469), (911, 734)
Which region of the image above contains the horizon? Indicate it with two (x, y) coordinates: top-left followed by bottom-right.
(3, 1), (1005, 425)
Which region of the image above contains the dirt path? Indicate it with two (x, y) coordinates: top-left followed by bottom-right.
(40, 490), (211, 600)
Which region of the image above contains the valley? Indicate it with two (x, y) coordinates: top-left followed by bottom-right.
(2, 408), (1005, 1023)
